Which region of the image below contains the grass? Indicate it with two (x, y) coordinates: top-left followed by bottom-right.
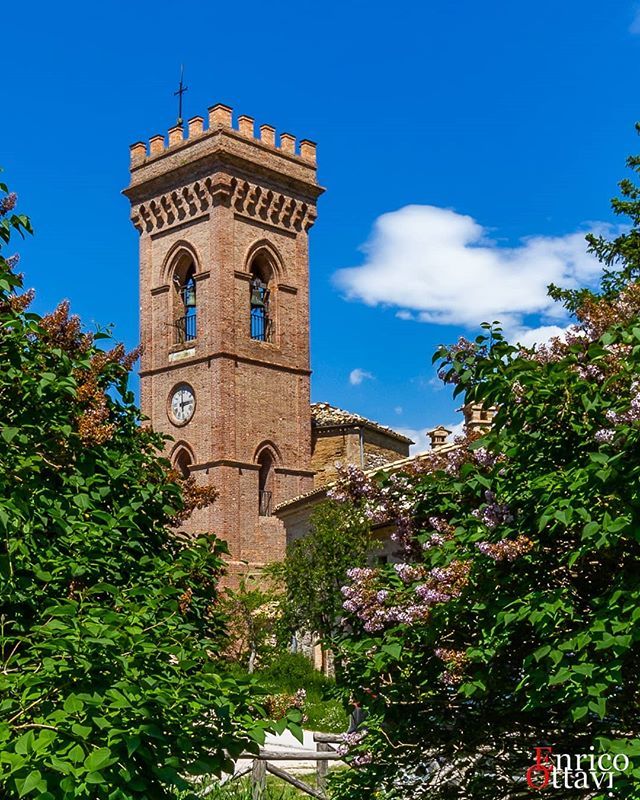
(176, 768), (346, 799)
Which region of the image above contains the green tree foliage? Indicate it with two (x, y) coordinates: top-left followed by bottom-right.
(328, 136), (640, 799)
(221, 577), (283, 673)
(275, 501), (372, 642)
(0, 182), (268, 799)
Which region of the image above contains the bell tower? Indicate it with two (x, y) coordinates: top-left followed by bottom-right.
(124, 103), (323, 572)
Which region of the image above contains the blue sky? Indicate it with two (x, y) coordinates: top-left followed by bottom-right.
(2, 1), (640, 450)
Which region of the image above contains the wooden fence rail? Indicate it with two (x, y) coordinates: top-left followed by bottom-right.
(241, 732), (344, 800)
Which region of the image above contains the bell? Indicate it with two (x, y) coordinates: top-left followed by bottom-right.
(250, 280), (265, 308)
(183, 284), (197, 308)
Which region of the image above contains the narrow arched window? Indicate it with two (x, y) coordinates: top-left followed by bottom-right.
(249, 254), (273, 342)
(174, 448), (192, 478)
(257, 450), (274, 516)
(172, 256), (197, 344)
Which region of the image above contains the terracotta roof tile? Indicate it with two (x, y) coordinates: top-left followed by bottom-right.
(311, 402), (414, 444)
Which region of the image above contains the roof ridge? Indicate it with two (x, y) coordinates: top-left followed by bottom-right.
(311, 401), (413, 443)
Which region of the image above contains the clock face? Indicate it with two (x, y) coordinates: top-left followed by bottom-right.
(169, 384), (195, 425)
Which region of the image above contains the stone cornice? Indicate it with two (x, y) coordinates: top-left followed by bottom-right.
(140, 350), (312, 378)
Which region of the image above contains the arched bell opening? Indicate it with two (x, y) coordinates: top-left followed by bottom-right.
(174, 449), (192, 478)
(249, 252), (275, 343)
(256, 448), (275, 516)
(171, 252), (198, 344)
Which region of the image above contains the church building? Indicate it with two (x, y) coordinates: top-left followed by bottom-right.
(124, 102), (414, 574)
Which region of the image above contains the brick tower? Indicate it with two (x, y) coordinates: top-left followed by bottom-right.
(124, 103), (323, 573)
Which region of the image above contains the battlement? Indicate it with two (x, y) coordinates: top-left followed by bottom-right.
(129, 102), (317, 170)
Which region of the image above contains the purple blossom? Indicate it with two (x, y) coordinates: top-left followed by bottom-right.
(328, 464), (379, 503)
(477, 542), (494, 557)
(471, 490), (513, 529)
(415, 585), (451, 604)
(346, 567), (376, 581)
(476, 535), (534, 562)
(512, 381), (525, 404)
(472, 447), (497, 468)
(393, 563), (423, 583)
(341, 731), (366, 747)
(5, 254), (20, 270)
(428, 516), (451, 534)
(0, 193), (17, 216)
(422, 533), (445, 550)
(603, 381), (640, 429)
(576, 364), (605, 382)
(390, 513), (415, 548)
(595, 428), (615, 444)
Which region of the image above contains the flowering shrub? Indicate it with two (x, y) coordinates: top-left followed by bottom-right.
(0, 182), (269, 799)
(329, 134), (640, 799)
(263, 689), (307, 722)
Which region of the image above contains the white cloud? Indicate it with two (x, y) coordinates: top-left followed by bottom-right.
(334, 205), (607, 337)
(510, 324), (568, 349)
(349, 368), (374, 386)
(398, 419), (466, 455)
(631, 7), (640, 33)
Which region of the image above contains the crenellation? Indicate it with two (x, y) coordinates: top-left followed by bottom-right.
(168, 125), (184, 147)
(238, 115), (254, 137)
(187, 115), (204, 138)
(149, 134), (165, 155)
(130, 141), (147, 166)
(209, 103), (233, 128)
(280, 133), (296, 154)
(299, 139), (317, 164)
(129, 101), (318, 171)
(259, 124), (276, 147)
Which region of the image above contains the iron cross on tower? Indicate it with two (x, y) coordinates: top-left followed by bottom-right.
(174, 65), (188, 126)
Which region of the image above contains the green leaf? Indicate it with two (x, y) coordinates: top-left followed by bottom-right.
(2, 427), (18, 443)
(63, 694), (84, 714)
(18, 770), (45, 797)
(582, 521), (599, 539)
(45, 603), (77, 617)
(381, 643), (402, 659)
(589, 697), (607, 719)
(71, 723), (92, 739)
(572, 705), (589, 721)
(84, 747), (112, 772)
(288, 722), (304, 744)
(68, 744), (85, 763)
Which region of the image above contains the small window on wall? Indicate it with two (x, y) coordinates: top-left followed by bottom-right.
(257, 450), (274, 516)
(172, 255), (197, 345)
(249, 254), (274, 342)
(174, 448), (192, 478)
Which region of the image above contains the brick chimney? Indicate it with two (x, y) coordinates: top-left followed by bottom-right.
(428, 425), (451, 449)
(463, 403), (496, 435)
